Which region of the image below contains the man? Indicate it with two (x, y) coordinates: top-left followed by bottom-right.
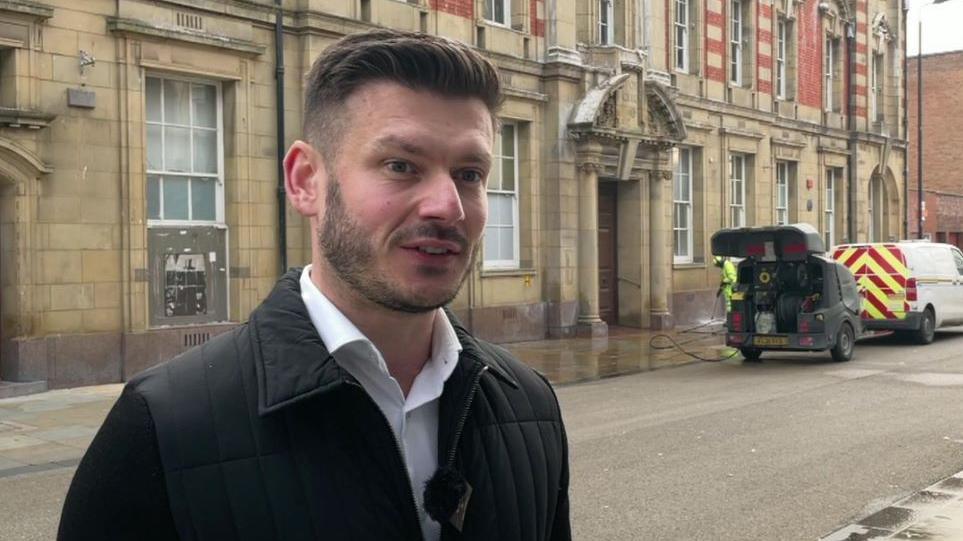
(715, 255), (737, 314)
(59, 30), (570, 541)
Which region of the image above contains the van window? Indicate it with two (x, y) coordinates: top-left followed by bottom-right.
(953, 248), (963, 276)
(919, 246), (957, 276)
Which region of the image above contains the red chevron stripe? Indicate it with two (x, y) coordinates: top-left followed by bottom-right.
(842, 248), (866, 269)
(866, 274), (895, 292)
(865, 292), (896, 319)
(867, 247), (898, 276)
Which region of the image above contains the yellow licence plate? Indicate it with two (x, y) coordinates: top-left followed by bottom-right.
(753, 335), (789, 346)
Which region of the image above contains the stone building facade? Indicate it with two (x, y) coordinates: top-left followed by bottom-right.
(0, 0), (906, 388)
(907, 51), (963, 248)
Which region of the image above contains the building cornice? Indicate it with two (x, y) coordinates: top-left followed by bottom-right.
(0, 0), (53, 20)
(106, 16), (266, 56)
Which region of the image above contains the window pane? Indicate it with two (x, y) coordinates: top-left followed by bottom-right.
(495, 0), (504, 22)
(147, 124), (163, 170)
(165, 126), (191, 172)
(193, 129), (217, 174)
(678, 230), (689, 257)
(163, 177), (189, 220)
(501, 157), (515, 192)
(146, 77), (162, 122)
(191, 178), (216, 221)
(488, 193), (512, 225)
(484, 228), (495, 260)
(502, 125), (515, 157)
(147, 175), (161, 219)
(163, 79), (190, 125)
(192, 84), (217, 128)
(498, 227), (515, 260)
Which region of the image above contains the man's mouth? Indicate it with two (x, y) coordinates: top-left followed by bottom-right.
(402, 240), (463, 256)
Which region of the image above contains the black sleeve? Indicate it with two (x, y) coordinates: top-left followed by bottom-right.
(550, 410), (572, 541)
(58, 385), (179, 540)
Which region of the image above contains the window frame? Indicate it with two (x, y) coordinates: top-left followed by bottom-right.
(730, 0), (744, 85)
(599, 0), (615, 45)
(776, 19), (788, 99)
(675, 0), (690, 72)
(145, 73), (225, 228)
(775, 161), (790, 225)
(825, 168), (836, 248)
(483, 122), (521, 270)
(673, 147), (694, 263)
(483, 0), (512, 26)
(825, 36), (838, 112)
(871, 52), (883, 122)
(729, 153), (746, 227)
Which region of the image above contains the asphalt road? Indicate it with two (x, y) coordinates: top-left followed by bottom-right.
(561, 329), (963, 540)
(3, 329), (963, 540)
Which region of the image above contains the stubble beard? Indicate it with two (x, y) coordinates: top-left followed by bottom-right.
(317, 178), (474, 314)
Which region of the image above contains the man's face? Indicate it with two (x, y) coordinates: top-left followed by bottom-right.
(316, 82), (493, 313)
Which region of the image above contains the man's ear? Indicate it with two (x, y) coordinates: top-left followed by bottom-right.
(284, 140), (326, 217)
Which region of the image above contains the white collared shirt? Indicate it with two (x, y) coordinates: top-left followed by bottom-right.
(300, 266), (461, 541)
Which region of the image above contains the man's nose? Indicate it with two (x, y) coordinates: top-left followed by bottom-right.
(418, 172), (466, 223)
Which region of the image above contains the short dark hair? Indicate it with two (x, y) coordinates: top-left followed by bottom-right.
(302, 29), (503, 160)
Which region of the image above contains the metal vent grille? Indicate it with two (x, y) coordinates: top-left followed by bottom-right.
(183, 332), (211, 348)
(176, 12), (203, 30)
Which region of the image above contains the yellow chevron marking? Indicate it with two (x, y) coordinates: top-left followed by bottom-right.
(854, 255), (903, 292)
(874, 247), (908, 276)
(837, 248), (858, 264)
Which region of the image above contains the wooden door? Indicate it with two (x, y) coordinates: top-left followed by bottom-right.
(598, 182), (618, 325)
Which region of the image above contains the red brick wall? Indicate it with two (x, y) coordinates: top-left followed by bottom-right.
(431, 0), (473, 18)
(706, 5), (726, 82)
(908, 52), (963, 195)
(531, 0), (544, 37)
(430, 0), (543, 36)
(908, 191), (963, 241)
(795, 0), (822, 108)
(757, 2), (772, 94)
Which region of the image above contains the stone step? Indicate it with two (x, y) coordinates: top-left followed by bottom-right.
(0, 380), (48, 400)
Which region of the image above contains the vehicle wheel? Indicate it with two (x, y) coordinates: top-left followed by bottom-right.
(740, 347), (762, 362)
(913, 308), (936, 345)
(831, 323), (855, 362)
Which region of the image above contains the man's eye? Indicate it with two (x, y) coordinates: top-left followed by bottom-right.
(386, 161), (413, 175)
(456, 169), (485, 184)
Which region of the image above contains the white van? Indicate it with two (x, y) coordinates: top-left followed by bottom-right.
(832, 241), (963, 344)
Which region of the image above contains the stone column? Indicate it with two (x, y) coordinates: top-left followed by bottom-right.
(576, 148), (607, 337)
(649, 169), (672, 329)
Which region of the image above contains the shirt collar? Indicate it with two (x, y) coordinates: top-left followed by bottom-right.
(300, 265), (371, 356)
(299, 265), (462, 400)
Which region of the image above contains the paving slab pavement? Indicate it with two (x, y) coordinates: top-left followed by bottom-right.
(821, 469), (963, 541)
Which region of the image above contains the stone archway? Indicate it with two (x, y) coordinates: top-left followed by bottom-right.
(868, 165), (900, 242)
(0, 138), (52, 380)
(568, 72), (687, 331)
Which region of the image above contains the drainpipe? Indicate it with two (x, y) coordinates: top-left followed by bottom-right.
(846, 21), (857, 242)
(902, 0), (909, 239)
(274, 0), (288, 274)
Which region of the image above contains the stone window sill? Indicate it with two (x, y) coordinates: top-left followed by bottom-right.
(480, 268), (537, 278)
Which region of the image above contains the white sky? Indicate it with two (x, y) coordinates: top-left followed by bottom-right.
(906, 0), (963, 56)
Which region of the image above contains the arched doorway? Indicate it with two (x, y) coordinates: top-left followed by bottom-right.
(868, 175), (884, 242)
(868, 165), (902, 242)
(0, 138), (52, 380)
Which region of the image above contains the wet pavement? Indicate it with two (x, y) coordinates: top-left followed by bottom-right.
(822, 470), (963, 540)
(0, 323), (727, 478)
(502, 323), (732, 385)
